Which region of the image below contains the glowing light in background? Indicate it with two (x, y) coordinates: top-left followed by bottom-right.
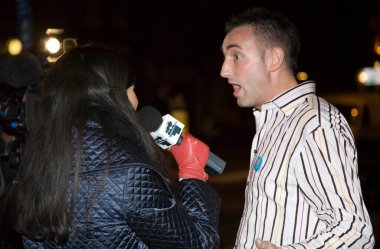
(374, 35), (380, 55)
(351, 108), (359, 118)
(45, 37), (61, 54)
(357, 70), (369, 85)
(296, 71), (308, 81)
(7, 38), (23, 55)
(357, 67), (380, 86)
(375, 45), (380, 55)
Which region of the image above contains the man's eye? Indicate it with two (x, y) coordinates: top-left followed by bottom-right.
(234, 54), (241, 60)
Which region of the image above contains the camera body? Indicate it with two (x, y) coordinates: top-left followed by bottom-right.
(0, 86), (27, 137)
(0, 84), (27, 166)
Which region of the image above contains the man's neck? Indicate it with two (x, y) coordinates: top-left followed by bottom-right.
(269, 70), (298, 100)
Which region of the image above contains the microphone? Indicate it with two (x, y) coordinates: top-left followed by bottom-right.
(0, 53), (43, 88)
(138, 106), (226, 176)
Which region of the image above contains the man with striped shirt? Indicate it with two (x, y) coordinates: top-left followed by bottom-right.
(220, 7), (374, 249)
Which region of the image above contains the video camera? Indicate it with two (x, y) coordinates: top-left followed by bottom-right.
(0, 52), (44, 165)
(0, 84), (26, 137)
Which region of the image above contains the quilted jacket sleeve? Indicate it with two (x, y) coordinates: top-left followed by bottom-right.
(122, 164), (221, 249)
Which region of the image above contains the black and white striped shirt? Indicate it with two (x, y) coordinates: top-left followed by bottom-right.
(235, 81), (375, 248)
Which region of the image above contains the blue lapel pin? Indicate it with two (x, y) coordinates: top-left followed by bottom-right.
(254, 155), (263, 172)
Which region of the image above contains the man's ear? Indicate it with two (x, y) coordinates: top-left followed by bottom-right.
(265, 47), (285, 72)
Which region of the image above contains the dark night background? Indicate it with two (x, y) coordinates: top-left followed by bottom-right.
(1, 0), (380, 139)
(1, 0), (380, 248)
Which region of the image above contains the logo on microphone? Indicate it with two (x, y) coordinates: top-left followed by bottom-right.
(154, 137), (172, 148)
(151, 114), (184, 150)
(164, 121), (182, 137)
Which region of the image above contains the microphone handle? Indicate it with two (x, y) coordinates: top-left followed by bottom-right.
(176, 135), (225, 176)
(205, 151), (226, 176)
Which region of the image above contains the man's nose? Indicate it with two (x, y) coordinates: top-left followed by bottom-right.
(220, 61), (230, 78)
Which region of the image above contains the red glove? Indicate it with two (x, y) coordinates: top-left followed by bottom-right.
(170, 133), (209, 181)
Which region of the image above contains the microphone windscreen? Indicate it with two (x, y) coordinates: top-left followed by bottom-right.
(0, 53), (43, 88)
(138, 106), (163, 132)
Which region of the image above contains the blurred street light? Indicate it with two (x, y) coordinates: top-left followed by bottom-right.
(45, 37), (60, 54)
(6, 38), (23, 55)
(43, 28), (77, 63)
(44, 28), (64, 62)
(357, 67), (380, 86)
(374, 35), (380, 56)
(296, 71), (308, 81)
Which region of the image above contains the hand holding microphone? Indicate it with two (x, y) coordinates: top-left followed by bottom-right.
(138, 106), (226, 177)
(170, 133), (209, 181)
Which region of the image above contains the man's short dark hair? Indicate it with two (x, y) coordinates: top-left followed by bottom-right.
(225, 7), (300, 72)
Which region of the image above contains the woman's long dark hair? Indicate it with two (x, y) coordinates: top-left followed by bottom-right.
(4, 45), (173, 244)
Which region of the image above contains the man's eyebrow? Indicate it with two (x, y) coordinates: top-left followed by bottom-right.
(220, 44), (242, 53)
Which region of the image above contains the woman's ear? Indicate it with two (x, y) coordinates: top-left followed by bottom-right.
(265, 47), (285, 72)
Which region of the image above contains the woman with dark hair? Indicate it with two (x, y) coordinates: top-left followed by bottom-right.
(3, 45), (221, 248)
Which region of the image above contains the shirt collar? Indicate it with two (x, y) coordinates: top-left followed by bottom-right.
(253, 81), (316, 117)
